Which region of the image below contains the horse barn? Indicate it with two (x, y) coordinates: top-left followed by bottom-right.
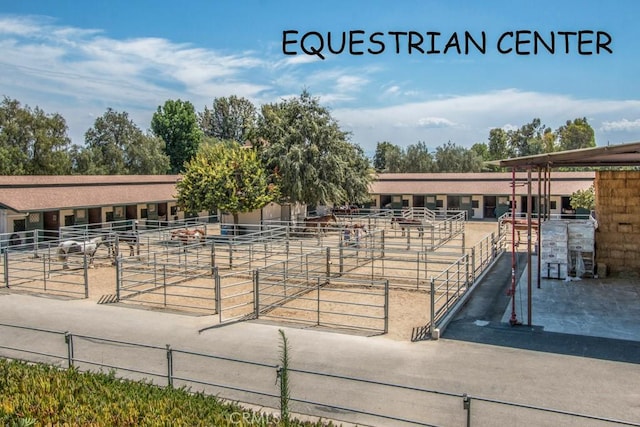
(0, 175), (188, 239)
(369, 171), (595, 220)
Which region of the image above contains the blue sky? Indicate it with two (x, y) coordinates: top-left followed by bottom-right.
(1, 0), (639, 155)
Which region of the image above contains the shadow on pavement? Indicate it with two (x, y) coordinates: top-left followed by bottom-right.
(442, 252), (640, 365)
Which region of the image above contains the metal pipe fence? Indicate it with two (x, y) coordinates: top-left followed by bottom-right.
(1, 322), (636, 427)
(2, 246), (89, 298)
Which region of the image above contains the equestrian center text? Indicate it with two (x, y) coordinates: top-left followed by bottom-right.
(282, 30), (613, 60)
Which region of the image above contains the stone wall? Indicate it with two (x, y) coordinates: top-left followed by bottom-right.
(595, 170), (640, 274)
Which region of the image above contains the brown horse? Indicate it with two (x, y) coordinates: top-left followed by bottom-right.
(391, 217), (424, 237)
(171, 228), (206, 245)
(304, 213), (338, 234)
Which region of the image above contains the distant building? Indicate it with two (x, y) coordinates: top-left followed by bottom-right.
(369, 172), (595, 219)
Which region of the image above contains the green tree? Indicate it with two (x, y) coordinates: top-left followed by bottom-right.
(508, 118), (549, 157)
(556, 118), (596, 151)
(570, 185), (595, 210)
(470, 142), (489, 162)
(151, 99), (203, 173)
(402, 141), (434, 172)
(176, 141), (276, 225)
(373, 141), (401, 171)
(77, 108), (170, 175)
(433, 141), (483, 172)
(199, 95), (257, 143)
(0, 97), (72, 174)
(487, 128), (511, 161)
(257, 90), (372, 206)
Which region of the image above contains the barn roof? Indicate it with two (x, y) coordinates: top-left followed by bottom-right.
(370, 172), (595, 196)
(489, 141), (640, 168)
(0, 175), (180, 212)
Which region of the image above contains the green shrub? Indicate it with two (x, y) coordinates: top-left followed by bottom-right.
(0, 359), (336, 426)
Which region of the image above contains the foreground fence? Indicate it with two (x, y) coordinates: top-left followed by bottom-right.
(0, 323), (636, 427)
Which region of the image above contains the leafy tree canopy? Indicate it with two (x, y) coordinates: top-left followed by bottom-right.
(199, 95), (257, 144)
(257, 90), (373, 206)
(76, 108), (170, 175)
(0, 97), (72, 175)
(176, 140), (277, 224)
(152, 99), (203, 173)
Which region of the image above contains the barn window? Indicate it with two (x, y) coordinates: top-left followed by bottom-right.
(472, 200), (479, 208)
(29, 213), (40, 223)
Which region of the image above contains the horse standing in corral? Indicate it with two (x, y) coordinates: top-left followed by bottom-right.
(104, 231), (140, 257)
(57, 236), (103, 269)
(170, 228), (206, 248)
(303, 213), (338, 234)
(391, 217), (425, 237)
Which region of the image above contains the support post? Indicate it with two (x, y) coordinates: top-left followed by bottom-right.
(83, 253), (89, 299)
(65, 332), (74, 368)
(166, 344), (173, 387)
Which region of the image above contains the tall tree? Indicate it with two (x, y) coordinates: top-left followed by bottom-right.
(77, 108), (170, 175)
(373, 141), (401, 171)
(151, 99), (203, 173)
(199, 96), (257, 143)
(556, 118), (596, 151)
(507, 118), (549, 157)
(487, 128), (511, 161)
(0, 97), (72, 174)
(433, 141), (483, 172)
(176, 141), (276, 225)
(257, 90), (373, 206)
(402, 141), (434, 172)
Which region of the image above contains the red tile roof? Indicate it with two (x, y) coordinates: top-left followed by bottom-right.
(370, 172), (595, 196)
(0, 175), (180, 212)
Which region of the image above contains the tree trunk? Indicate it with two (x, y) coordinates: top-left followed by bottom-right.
(233, 212), (239, 235)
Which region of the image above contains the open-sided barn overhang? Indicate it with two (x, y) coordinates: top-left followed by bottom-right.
(489, 141), (640, 169)
(488, 141), (640, 327)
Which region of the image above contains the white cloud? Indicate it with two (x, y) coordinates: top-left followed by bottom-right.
(417, 117), (456, 128)
(600, 118), (640, 132)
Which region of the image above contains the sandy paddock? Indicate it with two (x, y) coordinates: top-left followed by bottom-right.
(1, 221), (501, 341)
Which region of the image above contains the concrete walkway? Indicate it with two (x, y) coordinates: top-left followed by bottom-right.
(1, 269), (640, 426)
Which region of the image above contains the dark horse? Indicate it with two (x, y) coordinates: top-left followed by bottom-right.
(303, 213), (338, 234)
(391, 217), (424, 237)
(104, 231), (140, 257)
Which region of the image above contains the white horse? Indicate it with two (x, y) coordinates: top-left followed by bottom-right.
(57, 236), (103, 269)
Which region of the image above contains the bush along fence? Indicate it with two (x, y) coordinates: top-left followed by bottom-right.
(0, 322), (637, 427)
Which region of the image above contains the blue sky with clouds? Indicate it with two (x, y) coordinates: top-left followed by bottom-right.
(1, 0), (639, 155)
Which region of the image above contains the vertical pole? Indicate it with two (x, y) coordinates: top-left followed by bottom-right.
(254, 270), (260, 319)
(154, 253), (157, 286)
(326, 247), (331, 278)
(316, 276), (321, 326)
(216, 271), (222, 323)
(4, 251), (9, 288)
(527, 168), (532, 326)
(384, 279), (389, 334)
(65, 332), (74, 368)
(163, 265), (167, 307)
(429, 278), (436, 338)
(43, 255), (47, 291)
(509, 167), (519, 326)
(228, 241), (233, 270)
(463, 394), (471, 427)
(83, 253), (89, 299)
(537, 167), (543, 289)
(166, 344), (173, 387)
(115, 256), (121, 301)
(416, 252), (420, 290)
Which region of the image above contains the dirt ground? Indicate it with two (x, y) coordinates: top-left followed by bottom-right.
(3, 221), (501, 342)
